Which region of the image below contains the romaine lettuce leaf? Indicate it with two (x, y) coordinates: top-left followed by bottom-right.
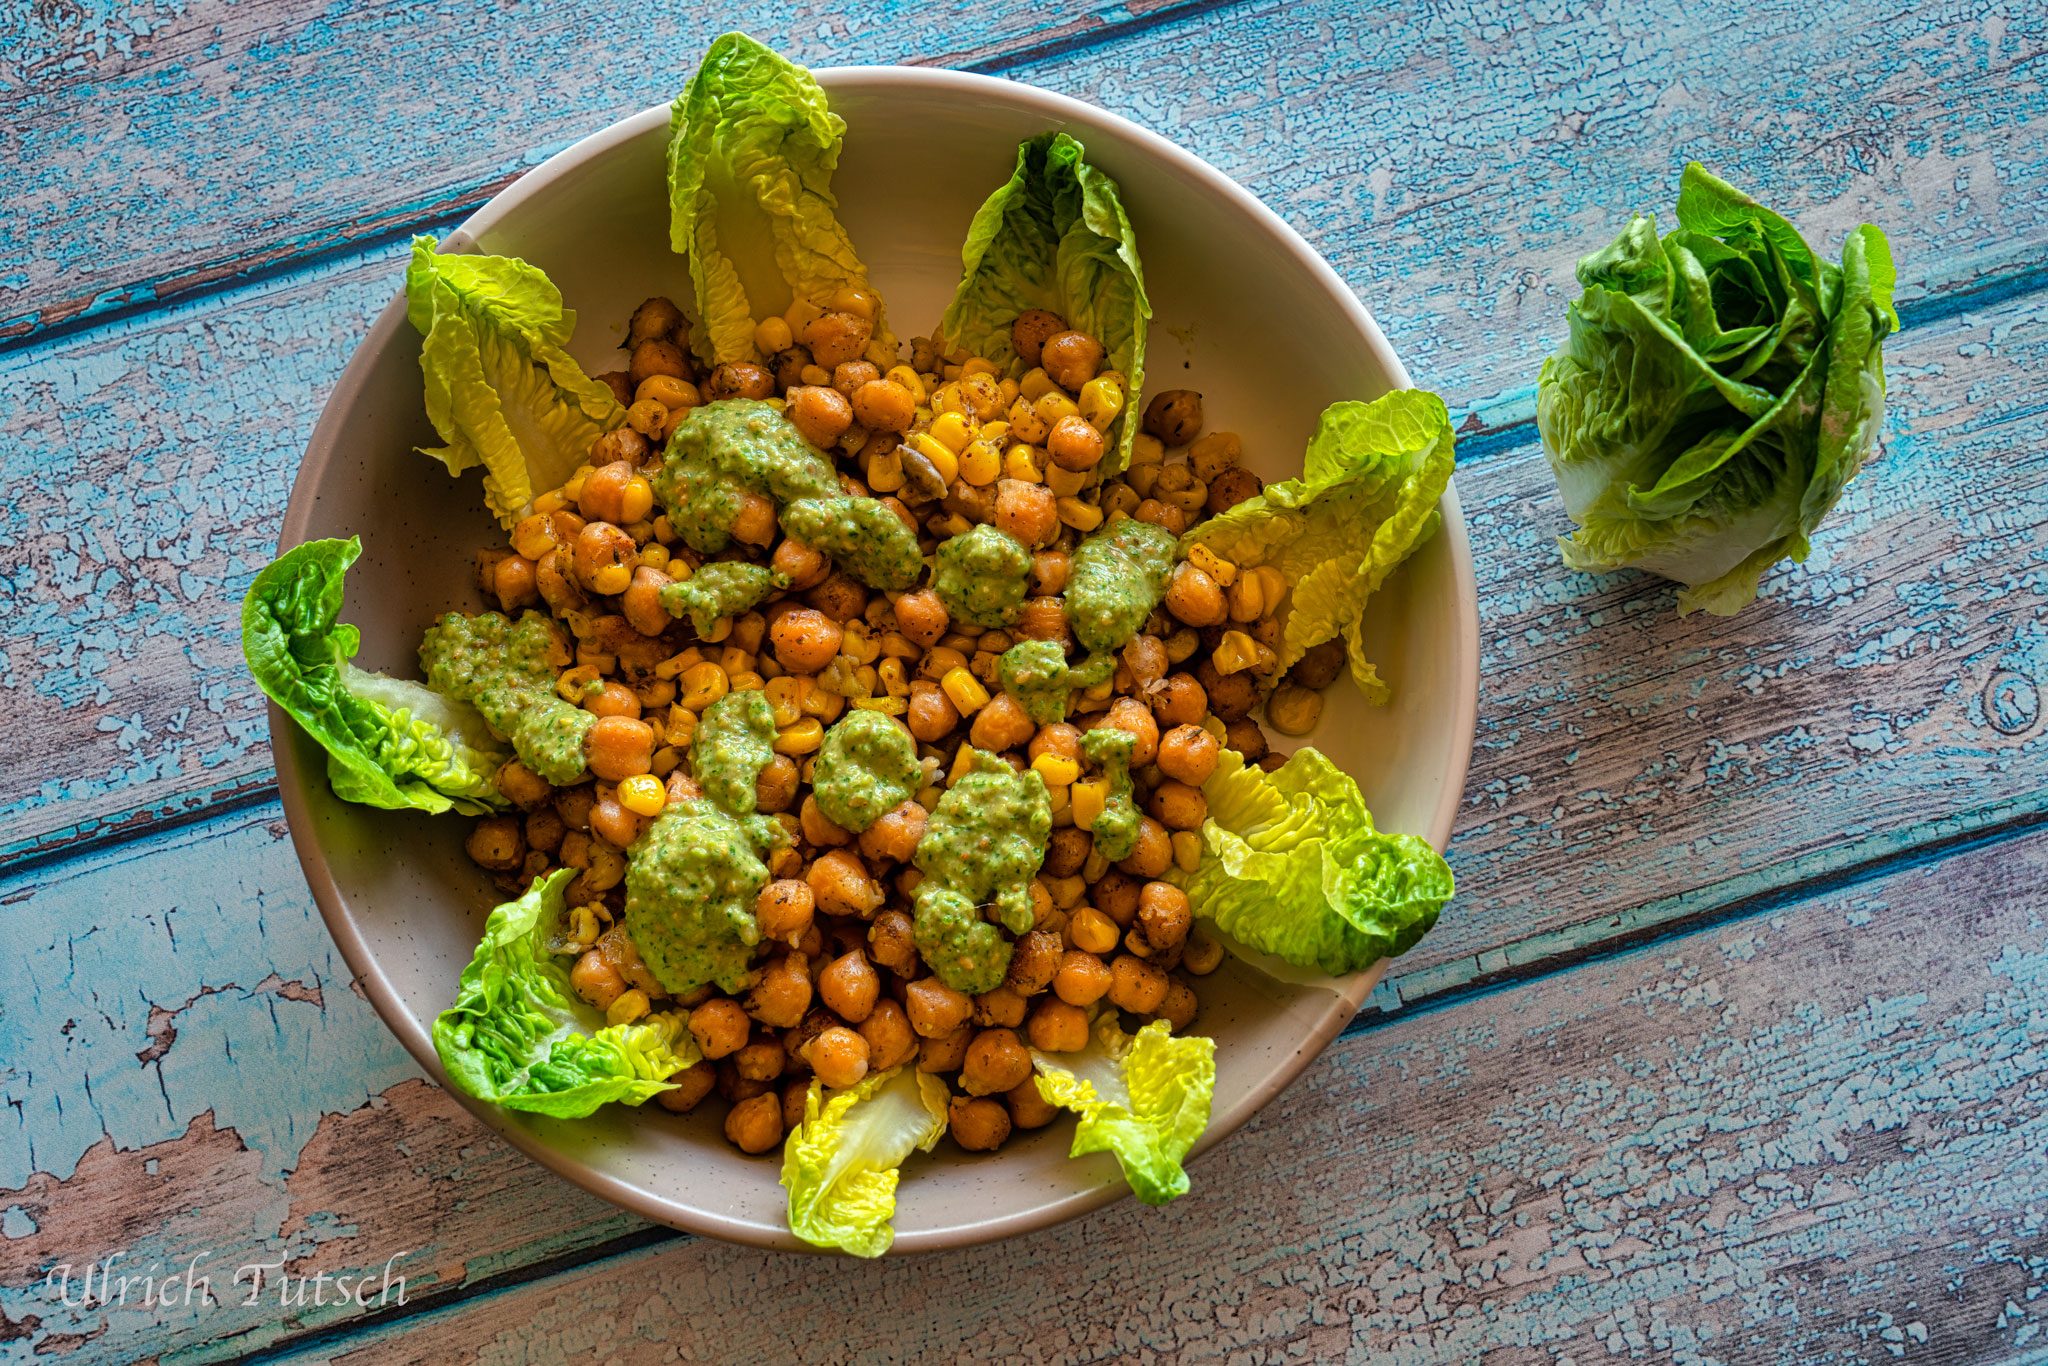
(667, 32), (894, 369)
(1170, 747), (1453, 976)
(780, 1067), (949, 1257)
(405, 237), (625, 530)
(433, 869), (698, 1118)
(1030, 1016), (1215, 1205)
(1536, 162), (1898, 615)
(242, 537), (508, 815)
(1182, 390), (1455, 697)
(938, 132), (1149, 473)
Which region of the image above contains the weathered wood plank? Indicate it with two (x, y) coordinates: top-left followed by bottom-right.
(0, 0), (1209, 342)
(0, 807), (649, 1363)
(285, 825), (2046, 1366)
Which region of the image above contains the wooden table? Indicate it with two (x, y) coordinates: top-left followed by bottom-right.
(5, 2), (2044, 1361)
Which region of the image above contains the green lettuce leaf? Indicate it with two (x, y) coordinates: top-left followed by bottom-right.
(432, 869), (698, 1118)
(1170, 747), (1453, 975)
(667, 32), (894, 369)
(1536, 162), (1898, 615)
(938, 132), (1149, 473)
(1181, 390), (1455, 697)
(242, 537), (508, 815)
(780, 1067), (949, 1257)
(1030, 1016), (1215, 1205)
(405, 237), (626, 530)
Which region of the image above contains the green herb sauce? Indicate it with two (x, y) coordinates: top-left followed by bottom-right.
(780, 496), (924, 591)
(1066, 516), (1178, 653)
(933, 524), (1031, 629)
(651, 399), (839, 553)
(625, 796), (788, 995)
(419, 611), (592, 785)
(811, 709), (922, 832)
(910, 749), (1051, 993)
(1081, 727), (1140, 861)
(690, 690), (777, 817)
(996, 641), (1118, 724)
(658, 561), (785, 635)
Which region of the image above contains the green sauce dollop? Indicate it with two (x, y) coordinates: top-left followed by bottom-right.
(781, 496), (924, 591)
(691, 690), (778, 817)
(1081, 727), (1140, 861)
(625, 797), (788, 995)
(933, 524), (1031, 629)
(997, 641), (1117, 725)
(811, 709), (922, 832)
(911, 749), (1051, 993)
(652, 399), (839, 553)
(419, 611), (592, 785)
(1067, 517), (1177, 653)
(659, 561), (784, 636)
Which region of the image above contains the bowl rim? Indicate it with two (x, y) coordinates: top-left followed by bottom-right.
(274, 63), (1480, 1254)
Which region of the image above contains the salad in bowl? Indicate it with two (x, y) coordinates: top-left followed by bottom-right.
(246, 34), (1461, 1256)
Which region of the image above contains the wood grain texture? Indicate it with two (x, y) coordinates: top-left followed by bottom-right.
(0, 0), (1207, 342)
(283, 827), (2046, 1366)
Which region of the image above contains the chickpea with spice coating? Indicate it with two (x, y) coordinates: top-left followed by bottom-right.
(961, 1028), (1034, 1095)
(970, 692), (1037, 752)
(770, 537), (831, 591)
(807, 848), (882, 918)
(588, 796), (641, 849)
(1156, 723), (1221, 785)
(1052, 950), (1112, 1006)
(1207, 465), (1263, 515)
(1148, 780), (1208, 831)
(630, 338), (689, 388)
(747, 952), (812, 1028)
(1155, 980), (1198, 1032)
(867, 910), (921, 976)
(893, 590), (950, 648)
(1195, 660), (1260, 723)
(1107, 955), (1170, 1014)
(1042, 826), (1092, 878)
(1181, 925), (1225, 976)
(733, 1037), (787, 1082)
(1142, 389), (1203, 446)
(706, 362), (775, 401)
(1004, 930), (1063, 996)
(1007, 1078), (1060, 1129)
(974, 987), (1028, 1028)
(655, 1061), (717, 1114)
(1027, 998), (1092, 1053)
(905, 978), (974, 1038)
(852, 379), (916, 433)
(492, 555), (538, 611)
(569, 948), (626, 1011)
(784, 385), (853, 449)
(1118, 817), (1173, 878)
(1011, 309), (1066, 366)
(1223, 716), (1270, 761)
(819, 950), (881, 1023)
(754, 754), (800, 813)
(587, 715), (655, 781)
(1138, 881), (1193, 951)
(860, 999), (918, 1071)
(857, 800), (927, 864)
(573, 522), (637, 596)
(949, 1096), (1012, 1152)
(465, 816), (524, 870)
(690, 998), (751, 1059)
(1265, 683), (1324, 736)
(770, 608), (843, 674)
(918, 1025), (972, 1074)
(1096, 697), (1160, 767)
(906, 681), (960, 743)
(804, 1026), (871, 1090)
(1165, 562), (1228, 627)
(724, 1092), (784, 1154)
(993, 479), (1059, 548)
(833, 360), (881, 399)
(628, 297), (684, 345)
(806, 572), (869, 622)
(1040, 331), (1104, 392)
(754, 879), (814, 946)
(803, 311), (873, 369)
(1047, 414), (1106, 471)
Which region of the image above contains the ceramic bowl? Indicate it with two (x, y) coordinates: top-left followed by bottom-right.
(275, 66), (1479, 1252)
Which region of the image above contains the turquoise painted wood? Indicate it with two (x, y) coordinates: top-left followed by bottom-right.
(4, 0), (2046, 1361)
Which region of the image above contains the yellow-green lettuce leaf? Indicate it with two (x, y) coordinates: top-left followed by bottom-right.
(1030, 1016), (1214, 1205)
(780, 1067), (949, 1257)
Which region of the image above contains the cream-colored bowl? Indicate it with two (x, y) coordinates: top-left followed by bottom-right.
(275, 67), (1479, 1252)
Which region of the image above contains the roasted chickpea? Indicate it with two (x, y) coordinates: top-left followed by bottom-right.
(1149, 673), (1208, 728)
(1142, 389), (1203, 446)
(1048, 414), (1106, 471)
(569, 948), (626, 1010)
(579, 462), (637, 523)
(589, 796), (641, 849)
(733, 1036), (787, 1083)
(1091, 871), (1142, 926)
(761, 539), (825, 595)
(628, 296), (684, 345)
(706, 362), (775, 401)
(990, 479), (1058, 549)
(573, 522), (637, 596)
(1095, 697), (1160, 767)
(819, 950), (881, 1023)
(555, 782), (597, 831)
(799, 311), (871, 369)
(1155, 980), (1198, 1032)
(799, 794), (852, 847)
(535, 548), (585, 614)
(755, 879), (815, 946)
(1218, 720), (1267, 766)
(1196, 660), (1260, 723)
(523, 805), (565, 854)
(753, 754), (800, 814)
(1004, 929), (1063, 996)
(770, 608), (844, 674)
(496, 759), (551, 809)
(748, 952), (813, 1028)
(598, 370), (636, 407)
(974, 986), (1028, 1028)
(807, 848), (882, 918)
(690, 998), (752, 1060)
(1155, 723), (1220, 786)
(655, 1061), (717, 1114)
(1182, 924), (1225, 976)
(851, 379), (915, 433)
(1107, 955), (1170, 1014)
(591, 425), (650, 467)
(491, 554), (538, 612)
(905, 978), (975, 1038)
(1026, 998), (1092, 1052)
(1133, 498), (1188, 536)
(1165, 562), (1228, 627)
(804, 1026), (871, 1090)
(907, 680), (961, 743)
(1030, 550), (1071, 596)
(584, 681), (639, 720)
(630, 338), (690, 388)
(918, 1024), (973, 1074)
(867, 910), (921, 976)
(1287, 639), (1347, 692)
(1138, 881), (1193, 952)
(1052, 950), (1112, 1006)
(620, 566), (674, 637)
(586, 715), (655, 781)
(1043, 826), (1093, 878)
(1011, 309), (1066, 366)
(724, 490), (776, 548)
(1012, 596), (1071, 649)
(1207, 465), (1263, 515)
(805, 572), (868, 622)
(858, 800), (928, 864)
(1028, 723), (1084, 765)
(780, 1078), (811, 1133)
(1040, 330), (1105, 392)
(949, 1096), (1012, 1152)
(772, 344), (814, 391)
(1147, 780), (1208, 831)
(970, 693), (1037, 753)
(1265, 683), (1323, 736)
(861, 998), (918, 1071)
(782, 384), (853, 449)
(959, 1028), (1032, 1096)
(1118, 817), (1173, 879)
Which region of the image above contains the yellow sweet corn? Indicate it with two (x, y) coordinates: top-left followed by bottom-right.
(1129, 433), (1166, 467)
(719, 646), (753, 676)
(851, 695), (907, 715)
(929, 411), (974, 454)
(638, 543), (670, 571)
(532, 490), (568, 517)
(958, 439), (1002, 486)
(783, 297), (824, 335)
(948, 744), (978, 786)
(879, 631), (920, 659)
(878, 657), (911, 697)
(554, 664), (600, 702)
(656, 646), (705, 680)
(929, 383), (970, 418)
(1078, 376), (1123, 431)
(1171, 831), (1204, 874)
(885, 365), (927, 403)
(907, 432), (959, 486)
(1186, 543), (1237, 587)
(729, 671), (766, 692)
(1213, 630), (1276, 676)
(1056, 496), (1104, 532)
(829, 286), (877, 320)
(1045, 464), (1090, 498)
(1004, 446), (1044, 482)
(511, 514), (557, 561)
(618, 774), (668, 817)
(940, 667), (989, 714)
(1081, 851), (1111, 883)
(1034, 391), (1081, 427)
(1019, 367), (1056, 401)
(960, 357), (1001, 378)
(1070, 779), (1109, 832)
(765, 676), (807, 727)
(679, 662), (729, 710)
(1007, 397), (1049, 444)
(774, 718), (824, 755)
(866, 444), (906, 494)
(1031, 753), (1081, 786)
(606, 989), (650, 1026)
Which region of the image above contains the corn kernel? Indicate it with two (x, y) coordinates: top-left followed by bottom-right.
(929, 411), (974, 454)
(533, 490), (569, 517)
(940, 667), (989, 715)
(960, 373), (1004, 420)
(829, 286), (877, 320)
(878, 657), (911, 697)
(948, 744), (980, 786)
(512, 514), (557, 561)
(567, 903), (602, 949)
(1045, 783), (1072, 825)
(679, 662), (729, 710)
(783, 298), (824, 335)
(1213, 630), (1275, 676)
(1078, 376), (1124, 431)
(800, 363), (833, 387)
(930, 383), (969, 418)
(1129, 433), (1166, 467)
(1007, 397), (1049, 444)
(931, 511), (972, 540)
(1055, 496), (1104, 532)
(1003, 446), (1044, 482)
(1170, 831), (1203, 874)
(638, 544), (670, 571)
(1019, 367), (1056, 401)
(851, 695), (908, 715)
(800, 686), (846, 723)
(958, 439), (1002, 486)
(656, 646), (704, 680)
(979, 420), (1011, 444)
(885, 365), (927, 403)
(960, 357), (1001, 378)
(1034, 391), (1081, 427)
(765, 676), (806, 728)
(753, 316), (793, 355)
(729, 671), (765, 692)
(719, 646), (753, 676)
(650, 744), (681, 778)
(555, 664), (600, 702)
(618, 774), (668, 817)
(906, 432), (960, 486)
(866, 445), (906, 494)
(664, 705), (698, 748)
(1031, 753), (1081, 786)
(1071, 779), (1109, 831)
(1081, 676), (1116, 704)
(700, 617), (733, 644)
(606, 989), (650, 1026)
(1045, 463), (1090, 498)
(774, 718), (824, 755)
(1187, 544), (1237, 587)
(879, 631), (920, 659)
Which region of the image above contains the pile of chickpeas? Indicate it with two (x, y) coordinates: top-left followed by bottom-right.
(462, 291), (1348, 1159)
